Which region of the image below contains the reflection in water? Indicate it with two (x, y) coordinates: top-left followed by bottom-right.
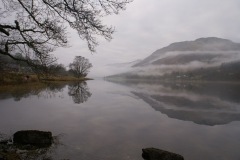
(0, 82), (67, 101)
(108, 80), (240, 126)
(68, 82), (92, 104)
(0, 81), (92, 104)
(2, 80), (240, 160)
(162, 82), (240, 104)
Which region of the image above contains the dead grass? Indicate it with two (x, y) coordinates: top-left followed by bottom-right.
(41, 76), (86, 81)
(0, 72), (92, 85)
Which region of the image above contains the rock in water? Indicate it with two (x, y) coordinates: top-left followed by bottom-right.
(142, 148), (184, 160)
(13, 130), (52, 147)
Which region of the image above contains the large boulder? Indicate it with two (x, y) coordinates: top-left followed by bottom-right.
(13, 130), (52, 148)
(142, 148), (184, 160)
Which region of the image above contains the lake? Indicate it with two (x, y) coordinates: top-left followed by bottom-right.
(1, 79), (240, 160)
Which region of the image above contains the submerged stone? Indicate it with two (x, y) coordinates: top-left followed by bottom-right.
(142, 148), (184, 160)
(13, 130), (52, 148)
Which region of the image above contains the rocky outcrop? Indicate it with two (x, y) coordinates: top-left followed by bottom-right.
(1, 130), (56, 160)
(142, 148), (184, 160)
(13, 130), (52, 148)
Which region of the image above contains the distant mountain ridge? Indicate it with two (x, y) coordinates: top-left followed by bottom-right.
(133, 37), (240, 67)
(107, 59), (141, 67)
(107, 37), (240, 81)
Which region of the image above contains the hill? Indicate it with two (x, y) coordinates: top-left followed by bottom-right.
(133, 37), (240, 67)
(107, 37), (240, 81)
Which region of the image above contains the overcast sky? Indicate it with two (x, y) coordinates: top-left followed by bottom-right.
(54, 0), (240, 77)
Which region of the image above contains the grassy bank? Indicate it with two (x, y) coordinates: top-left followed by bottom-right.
(0, 72), (92, 85)
(41, 76), (93, 82)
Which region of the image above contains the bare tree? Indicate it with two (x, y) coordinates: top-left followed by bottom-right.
(69, 56), (92, 78)
(0, 0), (132, 67)
(31, 53), (58, 79)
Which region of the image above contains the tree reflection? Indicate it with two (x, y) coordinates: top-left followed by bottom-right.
(68, 82), (92, 104)
(0, 82), (67, 101)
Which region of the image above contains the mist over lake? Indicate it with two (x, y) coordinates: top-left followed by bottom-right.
(1, 0), (240, 159)
(1, 80), (240, 160)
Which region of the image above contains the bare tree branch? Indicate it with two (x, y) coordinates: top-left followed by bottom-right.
(0, 0), (132, 74)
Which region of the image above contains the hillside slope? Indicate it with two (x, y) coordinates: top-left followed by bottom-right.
(133, 37), (240, 67)
(107, 37), (240, 81)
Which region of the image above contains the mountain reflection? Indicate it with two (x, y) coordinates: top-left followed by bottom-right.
(68, 82), (92, 104)
(108, 80), (240, 126)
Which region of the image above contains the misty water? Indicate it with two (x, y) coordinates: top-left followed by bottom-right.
(1, 80), (240, 160)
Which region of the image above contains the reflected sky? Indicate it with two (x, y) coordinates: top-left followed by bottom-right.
(1, 80), (240, 160)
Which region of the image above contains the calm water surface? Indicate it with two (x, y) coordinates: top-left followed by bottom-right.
(1, 80), (240, 160)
